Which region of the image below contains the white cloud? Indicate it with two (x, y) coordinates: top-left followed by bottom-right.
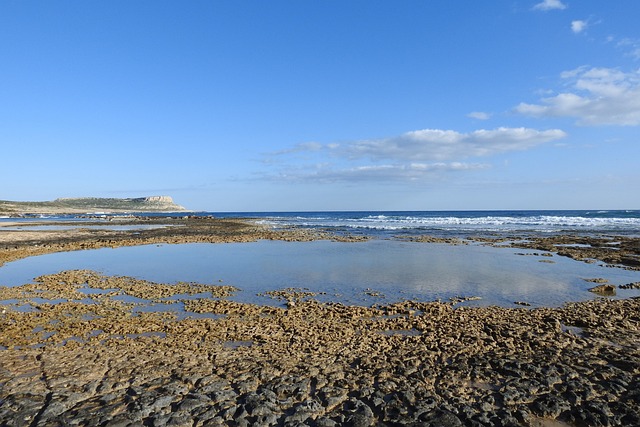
(516, 67), (640, 125)
(571, 20), (587, 34)
(264, 162), (491, 183)
(260, 127), (566, 183)
(270, 141), (324, 155)
(263, 127), (566, 183)
(467, 111), (491, 120)
(342, 127), (567, 162)
(532, 0), (567, 11)
(617, 38), (640, 60)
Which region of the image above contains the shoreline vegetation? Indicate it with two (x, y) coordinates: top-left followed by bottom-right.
(1, 215), (639, 426)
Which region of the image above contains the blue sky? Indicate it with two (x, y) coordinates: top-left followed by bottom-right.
(1, 0), (639, 211)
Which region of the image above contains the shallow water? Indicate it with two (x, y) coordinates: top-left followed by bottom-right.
(0, 240), (639, 308)
(0, 224), (179, 231)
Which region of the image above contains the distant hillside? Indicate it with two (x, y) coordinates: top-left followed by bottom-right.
(0, 196), (188, 214)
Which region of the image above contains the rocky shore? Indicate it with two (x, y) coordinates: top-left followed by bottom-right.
(1, 217), (639, 426)
(501, 235), (640, 271)
(0, 216), (364, 268)
(1, 272), (639, 427)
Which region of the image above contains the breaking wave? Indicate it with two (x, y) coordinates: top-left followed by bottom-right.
(255, 210), (640, 236)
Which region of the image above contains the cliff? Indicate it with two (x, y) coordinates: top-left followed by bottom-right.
(0, 196), (188, 214)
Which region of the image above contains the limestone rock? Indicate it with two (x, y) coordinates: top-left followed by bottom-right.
(588, 284), (616, 296)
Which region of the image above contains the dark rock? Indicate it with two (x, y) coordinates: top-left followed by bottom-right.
(619, 281), (640, 289)
(500, 416), (524, 427)
(210, 389), (237, 404)
(151, 413), (171, 427)
(284, 398), (323, 424)
(381, 394), (410, 422)
(218, 405), (239, 421)
(0, 393), (46, 427)
(620, 411), (640, 426)
(235, 418), (252, 427)
(620, 256), (640, 267)
(103, 414), (139, 427)
(589, 284), (617, 295)
(254, 412), (279, 425)
(419, 409), (464, 426)
(176, 394), (210, 413)
(610, 359), (639, 372)
(531, 394), (570, 418)
(344, 398), (375, 427)
(413, 395), (438, 418)
(196, 413), (226, 426)
(513, 407), (531, 424)
(148, 395), (176, 414)
(315, 417), (338, 427)
(369, 390), (386, 409)
(165, 412), (195, 426)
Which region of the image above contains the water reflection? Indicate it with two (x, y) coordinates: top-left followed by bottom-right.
(0, 240), (639, 308)
(0, 224), (180, 231)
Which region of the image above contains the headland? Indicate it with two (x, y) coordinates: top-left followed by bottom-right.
(0, 196), (187, 215)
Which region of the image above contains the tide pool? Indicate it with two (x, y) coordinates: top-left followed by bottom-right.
(0, 240), (639, 307)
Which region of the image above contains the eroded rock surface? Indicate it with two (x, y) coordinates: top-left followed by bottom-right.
(503, 235), (640, 270)
(0, 217), (347, 267)
(1, 271), (639, 426)
(1, 219), (640, 426)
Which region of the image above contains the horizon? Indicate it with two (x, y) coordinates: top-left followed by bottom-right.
(2, 196), (638, 214)
(183, 207), (640, 213)
(2, 1), (639, 211)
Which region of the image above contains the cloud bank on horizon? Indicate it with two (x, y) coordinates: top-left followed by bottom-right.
(265, 127), (567, 182)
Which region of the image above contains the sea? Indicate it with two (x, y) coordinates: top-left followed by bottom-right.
(1, 210), (639, 308)
(214, 209), (640, 238)
(72, 209), (639, 241)
(4, 209), (640, 238)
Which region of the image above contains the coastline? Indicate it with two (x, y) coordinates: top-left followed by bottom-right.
(0, 216), (358, 268)
(1, 217), (639, 425)
(1, 215), (638, 270)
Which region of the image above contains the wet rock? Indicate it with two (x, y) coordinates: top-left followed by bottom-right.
(514, 301), (531, 306)
(1, 258), (640, 426)
(585, 278), (610, 284)
(620, 256), (640, 267)
(619, 281), (640, 289)
(589, 284), (617, 296)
